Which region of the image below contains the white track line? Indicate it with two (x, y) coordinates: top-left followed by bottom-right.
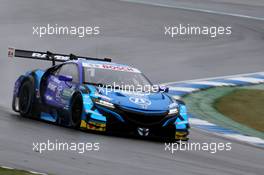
(227, 77), (264, 83)
(190, 81), (234, 86)
(1, 166), (14, 170)
(189, 118), (216, 126)
(168, 86), (198, 92)
(224, 134), (264, 144)
(160, 71), (264, 86)
(29, 171), (48, 175)
(121, 0), (264, 21)
(0, 165), (47, 175)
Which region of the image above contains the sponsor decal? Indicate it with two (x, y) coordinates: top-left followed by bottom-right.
(80, 120), (106, 132)
(8, 47), (15, 58)
(51, 76), (61, 84)
(32, 52), (69, 61)
(62, 89), (74, 98)
(45, 95), (53, 101)
(129, 97), (151, 109)
(82, 63), (140, 73)
(169, 102), (178, 109)
(47, 83), (57, 91)
(55, 86), (63, 98)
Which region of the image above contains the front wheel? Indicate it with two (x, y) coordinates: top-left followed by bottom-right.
(69, 94), (83, 128)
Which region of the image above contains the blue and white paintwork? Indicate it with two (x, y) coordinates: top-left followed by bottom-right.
(12, 59), (189, 140)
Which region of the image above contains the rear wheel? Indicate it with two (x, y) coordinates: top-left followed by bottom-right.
(70, 94), (83, 128)
(18, 79), (36, 118)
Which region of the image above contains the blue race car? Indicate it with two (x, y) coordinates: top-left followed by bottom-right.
(9, 48), (189, 141)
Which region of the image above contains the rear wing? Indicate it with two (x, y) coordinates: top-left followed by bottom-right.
(8, 48), (111, 66)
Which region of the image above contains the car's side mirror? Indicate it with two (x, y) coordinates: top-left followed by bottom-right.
(58, 75), (73, 82)
(159, 86), (169, 93)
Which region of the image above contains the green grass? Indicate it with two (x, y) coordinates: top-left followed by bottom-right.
(0, 167), (40, 175)
(214, 89), (264, 132)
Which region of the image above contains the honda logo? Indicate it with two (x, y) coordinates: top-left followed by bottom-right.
(137, 127), (149, 136)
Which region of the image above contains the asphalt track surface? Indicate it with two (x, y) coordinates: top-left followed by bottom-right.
(0, 0), (264, 174)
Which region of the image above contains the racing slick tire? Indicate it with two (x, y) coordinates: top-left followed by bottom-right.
(18, 78), (38, 118)
(69, 93), (83, 129)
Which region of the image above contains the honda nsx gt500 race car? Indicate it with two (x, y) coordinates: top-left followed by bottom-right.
(9, 48), (189, 141)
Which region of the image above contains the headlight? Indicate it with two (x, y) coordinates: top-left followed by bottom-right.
(93, 98), (115, 108)
(168, 108), (179, 115)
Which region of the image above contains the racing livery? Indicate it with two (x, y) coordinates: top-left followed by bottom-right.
(9, 48), (189, 141)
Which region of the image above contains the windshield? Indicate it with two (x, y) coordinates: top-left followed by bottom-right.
(83, 65), (152, 90)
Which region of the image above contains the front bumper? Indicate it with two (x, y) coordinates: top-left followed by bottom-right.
(81, 104), (190, 140)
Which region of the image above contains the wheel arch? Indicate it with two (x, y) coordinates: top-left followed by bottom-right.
(12, 70), (44, 112)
